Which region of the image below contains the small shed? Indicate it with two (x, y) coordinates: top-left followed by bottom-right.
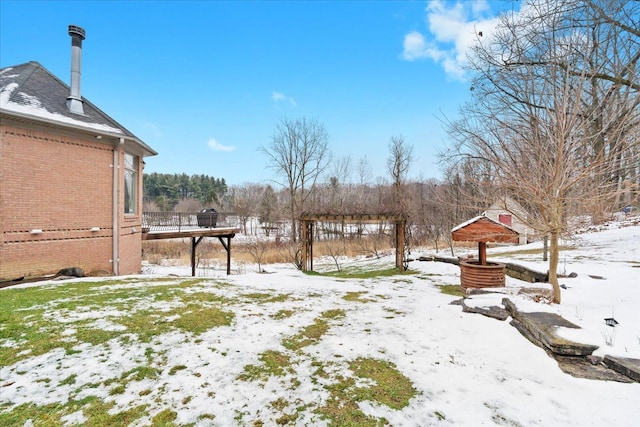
(483, 197), (533, 244)
(451, 215), (519, 289)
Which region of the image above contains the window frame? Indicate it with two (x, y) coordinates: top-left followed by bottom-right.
(124, 152), (138, 215)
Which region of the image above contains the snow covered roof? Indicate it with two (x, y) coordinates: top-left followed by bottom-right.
(451, 215), (517, 233)
(451, 215), (520, 243)
(0, 62), (156, 156)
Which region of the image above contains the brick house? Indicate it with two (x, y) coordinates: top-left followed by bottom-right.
(0, 26), (157, 280)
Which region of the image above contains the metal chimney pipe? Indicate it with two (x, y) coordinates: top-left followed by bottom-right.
(66, 25), (86, 115)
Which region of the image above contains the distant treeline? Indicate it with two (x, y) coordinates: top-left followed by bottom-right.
(143, 173), (227, 210)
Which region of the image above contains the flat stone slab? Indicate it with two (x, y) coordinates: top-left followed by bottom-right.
(455, 298), (639, 382)
(460, 299), (509, 321)
(503, 298), (599, 357)
(554, 355), (634, 382)
(603, 356), (640, 382)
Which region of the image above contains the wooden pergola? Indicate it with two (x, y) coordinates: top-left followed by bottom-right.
(299, 213), (407, 272)
(142, 227), (240, 276)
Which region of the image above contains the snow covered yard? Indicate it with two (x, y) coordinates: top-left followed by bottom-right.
(1, 221), (639, 426)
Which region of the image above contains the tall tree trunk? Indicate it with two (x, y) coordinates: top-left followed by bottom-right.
(548, 230), (561, 304)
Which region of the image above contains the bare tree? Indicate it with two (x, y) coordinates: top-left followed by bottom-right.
(325, 237), (346, 272)
(443, 0), (639, 303)
(357, 155), (373, 186)
(387, 135), (414, 213)
(327, 155), (352, 213)
(228, 185), (260, 235)
(261, 117), (331, 242)
(245, 236), (270, 273)
(259, 184), (280, 236)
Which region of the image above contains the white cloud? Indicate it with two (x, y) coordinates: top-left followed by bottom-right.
(401, 0), (502, 81)
(207, 138), (235, 152)
(402, 31), (432, 61)
(272, 91), (297, 106)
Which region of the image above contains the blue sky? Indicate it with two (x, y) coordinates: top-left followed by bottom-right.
(0, 0), (519, 186)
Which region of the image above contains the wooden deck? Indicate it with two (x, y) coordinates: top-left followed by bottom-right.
(142, 227), (240, 276)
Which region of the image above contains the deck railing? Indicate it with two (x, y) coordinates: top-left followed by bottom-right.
(143, 211), (234, 232)
(142, 212), (199, 232)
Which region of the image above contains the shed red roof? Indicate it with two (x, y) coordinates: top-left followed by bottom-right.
(451, 215), (519, 244)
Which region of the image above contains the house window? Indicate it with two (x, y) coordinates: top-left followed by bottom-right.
(124, 153), (138, 214)
(498, 214), (512, 227)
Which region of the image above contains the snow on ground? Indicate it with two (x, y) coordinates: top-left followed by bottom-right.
(1, 218), (640, 426)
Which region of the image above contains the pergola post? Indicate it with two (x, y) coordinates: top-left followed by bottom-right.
(301, 219), (314, 272)
(299, 213), (406, 273)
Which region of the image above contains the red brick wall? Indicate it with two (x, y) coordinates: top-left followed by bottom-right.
(0, 122), (143, 279)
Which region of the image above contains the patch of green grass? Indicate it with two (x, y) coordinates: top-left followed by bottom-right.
(322, 309), (346, 321)
(0, 277), (239, 425)
(243, 293), (291, 303)
(122, 365), (160, 382)
(437, 284), (465, 297)
(74, 323), (121, 346)
(349, 358), (416, 410)
(270, 397), (304, 425)
(271, 309), (296, 320)
(170, 304), (234, 335)
(0, 278), (232, 366)
(318, 378), (387, 427)
(181, 291), (228, 305)
(238, 350), (292, 382)
(271, 397), (289, 411)
(0, 402), (68, 427)
(117, 309), (173, 343)
(81, 397), (149, 426)
(151, 408), (178, 426)
(283, 310), (345, 351)
(0, 395), (148, 427)
(276, 411), (299, 425)
(168, 365), (187, 375)
(198, 413), (216, 422)
(109, 384), (126, 395)
(59, 374), (77, 386)
(317, 357), (416, 426)
(343, 292), (375, 303)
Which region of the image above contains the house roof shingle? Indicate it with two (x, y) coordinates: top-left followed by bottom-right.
(0, 61), (156, 156)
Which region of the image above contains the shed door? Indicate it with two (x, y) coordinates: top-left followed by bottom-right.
(498, 214), (512, 227)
